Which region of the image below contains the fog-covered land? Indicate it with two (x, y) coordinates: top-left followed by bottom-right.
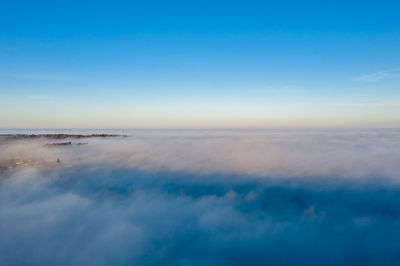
(1, 130), (400, 265)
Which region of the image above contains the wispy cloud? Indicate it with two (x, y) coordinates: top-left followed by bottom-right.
(353, 69), (400, 82)
(27, 95), (56, 101)
(2, 72), (71, 82)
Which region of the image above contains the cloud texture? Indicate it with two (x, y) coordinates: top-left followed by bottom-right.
(1, 130), (400, 265)
(354, 69), (400, 82)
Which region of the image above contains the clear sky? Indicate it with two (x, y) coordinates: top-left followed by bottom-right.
(1, 0), (400, 128)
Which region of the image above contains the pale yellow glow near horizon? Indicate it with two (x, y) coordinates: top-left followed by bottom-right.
(1, 97), (400, 129)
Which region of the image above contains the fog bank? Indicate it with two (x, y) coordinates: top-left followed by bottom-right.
(1, 130), (400, 265)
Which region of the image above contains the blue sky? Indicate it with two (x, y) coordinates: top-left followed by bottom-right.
(1, 0), (400, 128)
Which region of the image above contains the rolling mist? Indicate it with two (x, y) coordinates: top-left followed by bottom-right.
(1, 130), (400, 265)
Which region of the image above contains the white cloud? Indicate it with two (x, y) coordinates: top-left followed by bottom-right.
(353, 69), (400, 82)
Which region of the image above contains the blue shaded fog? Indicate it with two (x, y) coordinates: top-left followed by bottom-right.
(1, 130), (400, 265)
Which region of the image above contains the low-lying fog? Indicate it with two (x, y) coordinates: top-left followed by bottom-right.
(1, 130), (400, 265)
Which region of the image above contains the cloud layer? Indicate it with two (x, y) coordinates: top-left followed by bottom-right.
(1, 130), (400, 265)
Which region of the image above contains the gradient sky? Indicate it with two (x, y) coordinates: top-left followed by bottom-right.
(1, 0), (400, 128)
